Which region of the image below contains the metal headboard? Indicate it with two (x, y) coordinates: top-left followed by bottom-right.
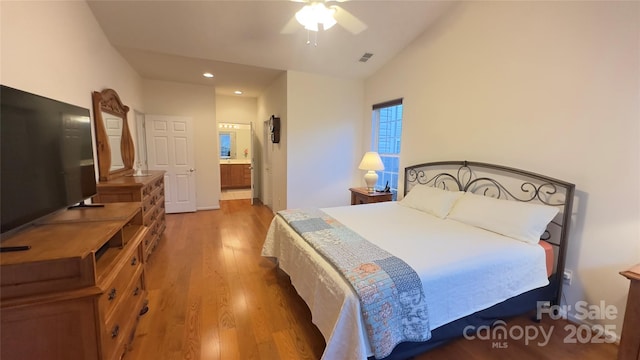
(404, 160), (575, 305)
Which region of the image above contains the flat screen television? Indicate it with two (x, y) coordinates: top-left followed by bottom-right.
(1, 85), (97, 235)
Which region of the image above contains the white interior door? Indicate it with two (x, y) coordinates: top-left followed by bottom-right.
(145, 115), (196, 213)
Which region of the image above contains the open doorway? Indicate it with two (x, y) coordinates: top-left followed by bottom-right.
(219, 122), (253, 201)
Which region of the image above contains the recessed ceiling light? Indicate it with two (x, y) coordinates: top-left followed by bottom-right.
(203, 72), (214, 78)
(234, 90), (243, 95)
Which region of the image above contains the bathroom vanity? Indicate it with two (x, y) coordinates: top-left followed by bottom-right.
(220, 162), (251, 189)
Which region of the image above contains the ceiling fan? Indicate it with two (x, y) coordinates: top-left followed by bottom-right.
(280, 0), (368, 35)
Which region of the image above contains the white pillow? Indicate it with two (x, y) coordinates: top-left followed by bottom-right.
(399, 185), (464, 218)
(447, 191), (559, 244)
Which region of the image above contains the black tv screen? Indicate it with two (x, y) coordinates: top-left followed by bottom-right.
(1, 85), (96, 234)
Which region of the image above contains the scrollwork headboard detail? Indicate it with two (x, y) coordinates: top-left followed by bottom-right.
(404, 160), (575, 305)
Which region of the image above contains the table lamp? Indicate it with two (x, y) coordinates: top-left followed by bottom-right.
(358, 152), (384, 193)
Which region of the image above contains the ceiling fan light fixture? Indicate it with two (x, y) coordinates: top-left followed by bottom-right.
(322, 11), (337, 30)
(295, 3), (337, 32)
(304, 21), (319, 32)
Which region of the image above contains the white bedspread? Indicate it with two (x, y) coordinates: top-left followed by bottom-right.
(262, 202), (549, 359)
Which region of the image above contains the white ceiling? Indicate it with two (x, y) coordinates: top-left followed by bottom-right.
(87, 1), (455, 98)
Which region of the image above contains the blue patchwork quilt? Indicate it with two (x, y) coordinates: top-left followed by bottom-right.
(278, 208), (431, 359)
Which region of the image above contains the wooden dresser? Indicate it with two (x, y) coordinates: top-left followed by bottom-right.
(93, 171), (166, 262)
(1, 203), (148, 360)
(619, 264), (640, 360)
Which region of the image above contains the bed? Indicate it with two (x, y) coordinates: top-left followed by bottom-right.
(261, 161), (575, 360)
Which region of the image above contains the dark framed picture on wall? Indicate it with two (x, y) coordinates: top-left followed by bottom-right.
(269, 115), (280, 143)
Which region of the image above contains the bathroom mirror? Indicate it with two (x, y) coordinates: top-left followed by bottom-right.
(219, 131), (236, 159)
(92, 88), (135, 181)
(219, 123), (251, 161)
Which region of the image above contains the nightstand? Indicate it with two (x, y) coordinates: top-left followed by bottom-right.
(349, 187), (392, 205)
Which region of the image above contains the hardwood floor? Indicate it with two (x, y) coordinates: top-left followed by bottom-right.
(127, 199), (618, 360)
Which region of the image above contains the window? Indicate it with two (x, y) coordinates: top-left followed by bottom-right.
(219, 132), (234, 158)
(371, 99), (403, 199)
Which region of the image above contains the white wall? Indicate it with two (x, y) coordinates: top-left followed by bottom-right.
(0, 1), (142, 200)
(217, 95), (258, 125)
(142, 79), (218, 210)
(287, 71), (364, 209)
(0, 1), (142, 108)
(257, 70), (365, 212)
(216, 95), (258, 161)
(365, 1), (640, 336)
(1, 0), (143, 174)
(257, 73), (288, 210)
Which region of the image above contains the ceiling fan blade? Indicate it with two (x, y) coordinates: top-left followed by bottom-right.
(332, 5), (367, 34)
(280, 15), (301, 34)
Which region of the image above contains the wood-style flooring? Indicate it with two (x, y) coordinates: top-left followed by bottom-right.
(127, 199), (618, 360)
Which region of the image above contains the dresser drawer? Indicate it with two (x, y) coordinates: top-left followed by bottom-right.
(102, 273), (146, 360)
(98, 246), (143, 317)
(149, 187), (163, 208)
(152, 176), (164, 190)
(142, 226), (154, 251)
(141, 178), (163, 198)
(141, 183), (153, 199)
(152, 179), (164, 193)
(142, 225), (157, 263)
(142, 193), (153, 214)
(143, 204), (161, 227)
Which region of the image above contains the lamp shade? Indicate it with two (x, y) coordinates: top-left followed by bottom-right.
(295, 3), (337, 32)
(358, 152), (384, 171)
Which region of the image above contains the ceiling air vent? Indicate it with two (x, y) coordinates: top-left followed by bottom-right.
(359, 53), (373, 63)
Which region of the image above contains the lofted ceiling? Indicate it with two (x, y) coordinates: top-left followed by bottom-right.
(87, 1), (455, 98)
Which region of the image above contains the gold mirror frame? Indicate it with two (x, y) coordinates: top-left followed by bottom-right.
(92, 88), (135, 181)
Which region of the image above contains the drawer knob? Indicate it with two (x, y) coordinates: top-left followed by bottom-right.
(108, 288), (117, 301)
(134, 287), (140, 296)
(131, 257), (137, 266)
(111, 325), (120, 339)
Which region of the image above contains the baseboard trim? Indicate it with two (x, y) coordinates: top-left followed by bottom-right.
(197, 205), (221, 211)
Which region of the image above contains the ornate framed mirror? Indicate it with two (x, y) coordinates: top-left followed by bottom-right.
(92, 88), (135, 181)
